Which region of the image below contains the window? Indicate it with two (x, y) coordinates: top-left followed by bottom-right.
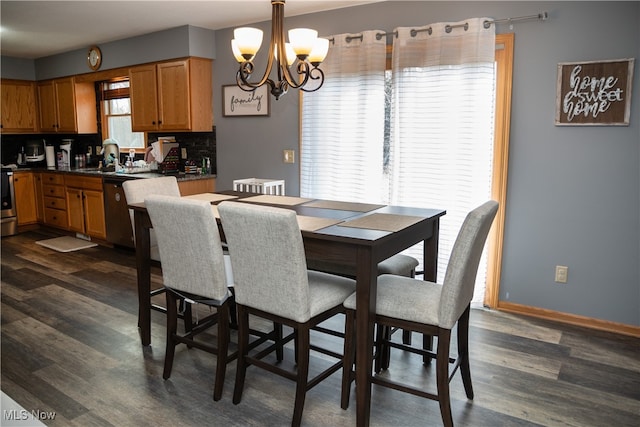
(301, 29), (513, 308)
(100, 80), (144, 150)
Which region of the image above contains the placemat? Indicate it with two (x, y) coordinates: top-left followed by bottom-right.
(297, 216), (343, 232)
(303, 200), (384, 212)
(241, 195), (312, 206)
(338, 213), (424, 232)
(183, 193), (238, 203)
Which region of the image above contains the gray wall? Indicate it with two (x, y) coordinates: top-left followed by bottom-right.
(1, 25), (215, 80)
(213, 1), (640, 326)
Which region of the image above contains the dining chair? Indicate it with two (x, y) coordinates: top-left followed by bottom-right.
(218, 201), (356, 427)
(341, 200), (499, 427)
(307, 253), (421, 371)
(145, 194), (236, 401)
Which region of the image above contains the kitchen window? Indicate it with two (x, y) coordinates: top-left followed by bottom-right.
(100, 80), (144, 150)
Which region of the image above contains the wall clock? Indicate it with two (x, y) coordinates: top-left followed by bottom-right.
(87, 45), (102, 71)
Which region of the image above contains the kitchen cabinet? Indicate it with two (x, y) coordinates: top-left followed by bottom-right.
(13, 171), (38, 225)
(178, 177), (215, 196)
(129, 58), (212, 132)
(34, 173), (45, 222)
(65, 175), (106, 239)
(0, 79), (38, 133)
(37, 77), (97, 133)
(41, 172), (68, 229)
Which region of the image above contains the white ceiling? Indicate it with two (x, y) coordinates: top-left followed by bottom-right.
(0, 0), (384, 59)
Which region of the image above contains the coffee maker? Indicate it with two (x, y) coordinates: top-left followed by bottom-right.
(24, 139), (46, 167)
(60, 139), (73, 169)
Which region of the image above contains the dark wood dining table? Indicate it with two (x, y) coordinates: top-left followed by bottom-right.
(129, 191), (445, 427)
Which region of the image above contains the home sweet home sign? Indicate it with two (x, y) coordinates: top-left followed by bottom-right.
(556, 58), (634, 126)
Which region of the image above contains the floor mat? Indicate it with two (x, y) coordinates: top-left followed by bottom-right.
(35, 236), (98, 252)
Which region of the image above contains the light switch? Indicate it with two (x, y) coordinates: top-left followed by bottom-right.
(283, 149), (295, 164)
(181, 148), (187, 159)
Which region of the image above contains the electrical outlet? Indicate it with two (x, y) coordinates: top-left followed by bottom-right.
(87, 146), (92, 155)
(283, 149), (295, 164)
(555, 265), (568, 283)
(181, 148), (187, 159)
(95, 145), (102, 155)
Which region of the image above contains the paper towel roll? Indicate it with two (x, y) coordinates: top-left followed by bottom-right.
(45, 146), (56, 168)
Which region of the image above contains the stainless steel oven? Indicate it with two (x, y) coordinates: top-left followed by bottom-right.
(1, 168), (17, 236)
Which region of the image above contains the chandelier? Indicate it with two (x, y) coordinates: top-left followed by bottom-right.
(231, 0), (329, 100)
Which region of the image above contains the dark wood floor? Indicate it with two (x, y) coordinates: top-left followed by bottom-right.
(2, 229), (639, 426)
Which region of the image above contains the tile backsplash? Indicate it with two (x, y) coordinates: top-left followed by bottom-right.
(1, 129), (216, 173)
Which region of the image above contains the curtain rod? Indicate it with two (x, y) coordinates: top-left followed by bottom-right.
(332, 11), (548, 43)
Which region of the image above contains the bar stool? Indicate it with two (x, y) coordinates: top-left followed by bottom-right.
(233, 178), (285, 195)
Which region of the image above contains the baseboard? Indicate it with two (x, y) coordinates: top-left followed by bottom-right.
(496, 301), (640, 338)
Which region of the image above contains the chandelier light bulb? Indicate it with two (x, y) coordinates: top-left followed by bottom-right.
(308, 38), (329, 66)
(288, 28), (318, 59)
(231, 39), (246, 63)
(234, 27), (263, 59)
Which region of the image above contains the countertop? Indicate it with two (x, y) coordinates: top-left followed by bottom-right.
(14, 167), (216, 182)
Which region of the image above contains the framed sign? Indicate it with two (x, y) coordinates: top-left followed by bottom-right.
(222, 85), (270, 117)
(556, 58), (634, 126)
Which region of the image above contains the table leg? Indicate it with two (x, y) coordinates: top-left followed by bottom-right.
(134, 210), (152, 346)
(355, 247), (377, 427)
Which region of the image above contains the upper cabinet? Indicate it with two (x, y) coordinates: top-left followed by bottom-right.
(0, 79), (38, 133)
(129, 57), (212, 132)
(37, 77), (97, 134)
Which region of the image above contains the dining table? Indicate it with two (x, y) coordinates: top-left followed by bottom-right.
(129, 191), (445, 427)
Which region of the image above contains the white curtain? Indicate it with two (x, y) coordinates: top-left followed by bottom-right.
(300, 31), (387, 202)
(390, 18), (496, 306)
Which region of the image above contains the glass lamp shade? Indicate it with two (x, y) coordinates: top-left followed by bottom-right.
(308, 38), (329, 65)
(288, 28), (318, 57)
(231, 39), (246, 63)
(234, 27), (263, 58)
(285, 43), (297, 66)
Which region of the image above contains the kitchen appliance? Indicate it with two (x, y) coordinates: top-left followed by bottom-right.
(103, 176), (134, 248)
(101, 139), (120, 169)
(45, 144), (56, 169)
(60, 139), (73, 169)
(25, 139), (45, 163)
(1, 167), (17, 236)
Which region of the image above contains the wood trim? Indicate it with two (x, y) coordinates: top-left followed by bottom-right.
(497, 301), (640, 338)
(485, 33), (514, 308)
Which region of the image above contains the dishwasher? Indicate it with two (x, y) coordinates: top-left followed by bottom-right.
(103, 176), (135, 248)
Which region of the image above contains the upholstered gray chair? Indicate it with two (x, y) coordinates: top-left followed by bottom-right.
(122, 176), (181, 262)
(218, 201), (356, 427)
(307, 251), (420, 371)
(341, 200), (499, 427)
(145, 194), (235, 401)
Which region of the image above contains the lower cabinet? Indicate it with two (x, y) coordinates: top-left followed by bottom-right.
(13, 171), (38, 225)
(65, 175), (106, 240)
(178, 177), (215, 196)
(41, 172), (68, 229)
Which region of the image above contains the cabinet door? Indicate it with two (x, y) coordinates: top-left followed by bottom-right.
(157, 60), (191, 130)
(37, 81), (58, 132)
(14, 172), (38, 225)
(130, 65), (160, 131)
(1, 80), (38, 133)
(34, 173), (44, 222)
(66, 188), (85, 233)
(83, 189), (106, 239)
(55, 78), (78, 133)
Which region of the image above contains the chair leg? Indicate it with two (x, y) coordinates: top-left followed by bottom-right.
(233, 305), (250, 405)
(292, 325), (310, 427)
(402, 329), (412, 344)
(163, 291), (179, 380)
(436, 329), (454, 427)
(180, 299), (193, 333)
(341, 309), (356, 410)
(423, 333), (434, 365)
(274, 322), (284, 362)
(457, 306), (474, 399)
(213, 303), (231, 402)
